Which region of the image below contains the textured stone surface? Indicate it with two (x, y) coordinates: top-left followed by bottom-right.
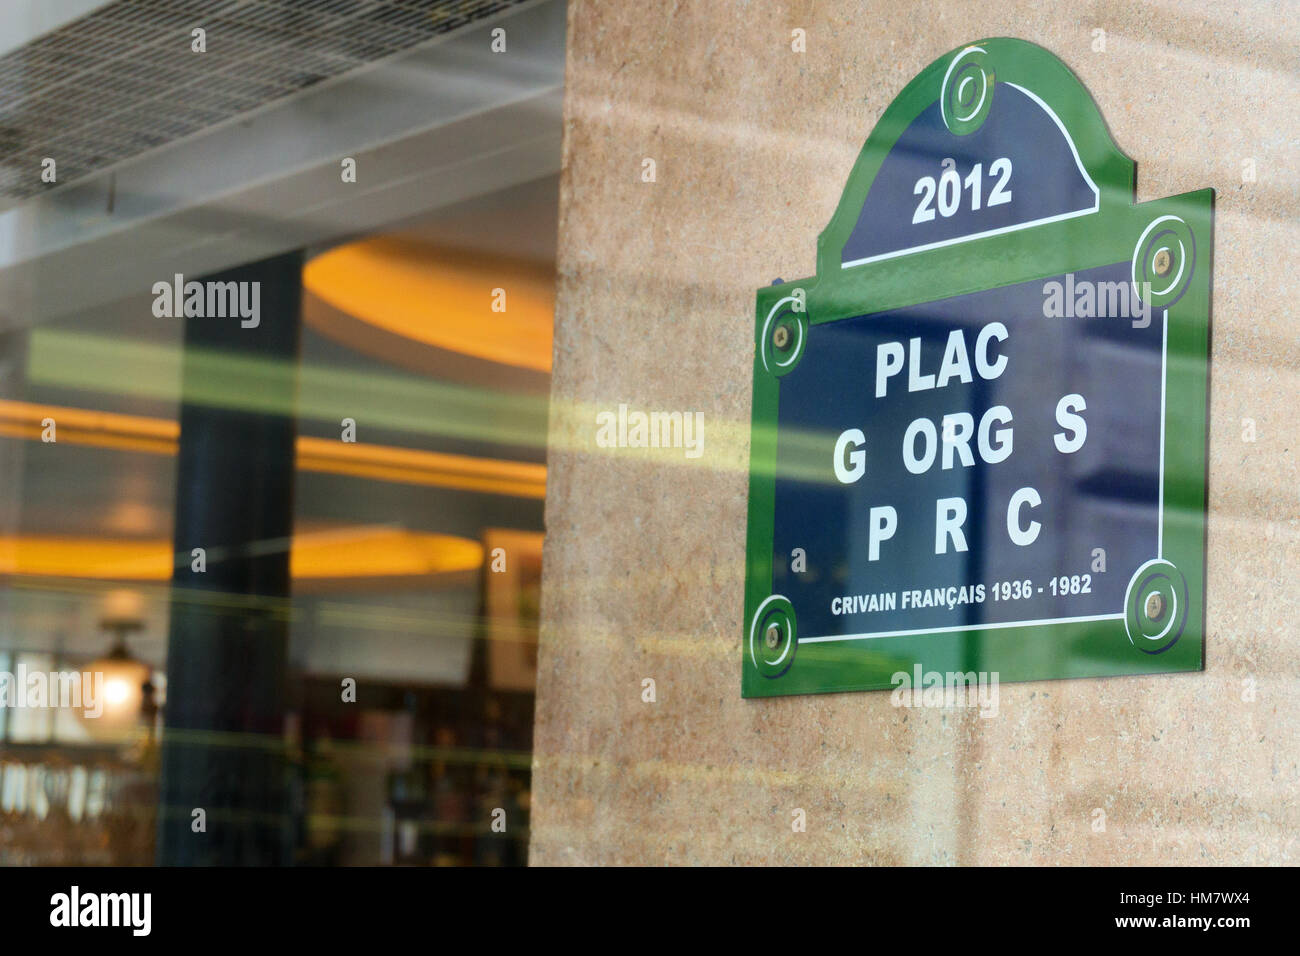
(531, 0), (1299, 864)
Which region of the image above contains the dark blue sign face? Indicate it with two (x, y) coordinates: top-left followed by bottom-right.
(772, 261), (1163, 641)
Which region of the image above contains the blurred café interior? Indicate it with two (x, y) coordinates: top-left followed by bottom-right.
(0, 0), (566, 866)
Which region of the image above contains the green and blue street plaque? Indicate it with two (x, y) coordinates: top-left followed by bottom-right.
(743, 38), (1213, 697)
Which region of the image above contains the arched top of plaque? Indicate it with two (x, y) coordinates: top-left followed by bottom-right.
(817, 38), (1135, 278)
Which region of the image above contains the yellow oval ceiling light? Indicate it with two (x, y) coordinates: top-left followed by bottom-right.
(0, 529), (484, 585)
(303, 237), (554, 374)
(289, 526), (484, 581)
(0, 400), (546, 499)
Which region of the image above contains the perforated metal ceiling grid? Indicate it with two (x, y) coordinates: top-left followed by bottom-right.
(0, 0), (527, 200)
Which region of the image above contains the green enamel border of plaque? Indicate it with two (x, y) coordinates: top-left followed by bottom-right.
(742, 38), (1213, 698)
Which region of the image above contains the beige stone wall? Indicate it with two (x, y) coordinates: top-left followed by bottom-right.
(530, 0), (1299, 864)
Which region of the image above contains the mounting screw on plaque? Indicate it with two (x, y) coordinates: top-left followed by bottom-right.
(749, 595), (797, 678)
(1124, 559), (1188, 655)
(758, 295), (807, 378)
(1132, 215), (1196, 309)
(940, 45), (995, 135)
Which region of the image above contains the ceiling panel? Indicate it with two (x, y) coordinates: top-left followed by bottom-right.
(0, 0), (532, 200)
